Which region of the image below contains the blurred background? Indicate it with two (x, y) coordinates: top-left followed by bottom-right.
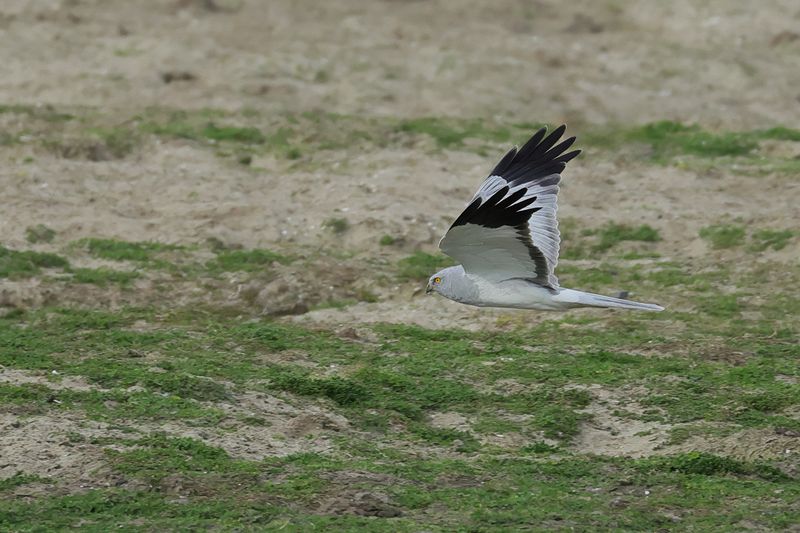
(4, 0), (800, 123)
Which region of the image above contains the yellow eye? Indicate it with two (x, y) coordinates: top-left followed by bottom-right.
(434, 277), (442, 284)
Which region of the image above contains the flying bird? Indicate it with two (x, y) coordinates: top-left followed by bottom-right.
(427, 125), (663, 312)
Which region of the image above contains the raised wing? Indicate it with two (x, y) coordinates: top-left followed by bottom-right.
(439, 125), (580, 288)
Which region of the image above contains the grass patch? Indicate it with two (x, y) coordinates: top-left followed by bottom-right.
(0, 292), (798, 529)
(699, 224), (746, 249)
(5, 106), (800, 173)
(2, 453), (796, 531)
(396, 117), (515, 148)
(0, 246), (69, 278)
(583, 121), (800, 172)
(750, 229), (794, 252)
(408, 424), (479, 451)
(644, 452), (786, 480)
(207, 248), (291, 273)
(0, 381), (226, 423)
(14, 106), (800, 177)
(79, 238), (183, 262)
(311, 298), (357, 311)
(201, 123), (265, 144)
(521, 441), (560, 454)
(24, 224), (56, 244)
(629, 121), (758, 159)
(757, 126), (800, 141)
(593, 223), (661, 252)
(108, 434), (259, 482)
(560, 220), (661, 258)
(69, 267), (140, 286)
(267, 368), (371, 406)
(322, 217), (349, 234)
(0, 473), (50, 492)
(397, 251), (454, 281)
(141, 114), (199, 140)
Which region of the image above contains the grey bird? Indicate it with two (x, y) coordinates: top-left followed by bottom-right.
(426, 125), (663, 312)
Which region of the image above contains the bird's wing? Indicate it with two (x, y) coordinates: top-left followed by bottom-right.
(439, 125), (580, 288)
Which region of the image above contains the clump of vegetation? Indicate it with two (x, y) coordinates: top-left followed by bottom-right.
(593, 223), (661, 252)
(43, 126), (142, 161)
(322, 217), (349, 234)
(79, 238), (183, 262)
(311, 298), (357, 311)
(262, 127), (303, 159)
(645, 452), (786, 480)
(268, 368), (370, 406)
(0, 246), (69, 278)
(202, 123), (265, 144)
(396, 117), (513, 148)
(208, 248), (291, 273)
(313, 69), (330, 83)
(560, 219), (661, 258)
(408, 423), (479, 451)
(356, 288), (379, 303)
(697, 293), (741, 318)
(141, 115), (199, 140)
(397, 251), (453, 281)
(583, 121), (800, 171)
(750, 229), (794, 252)
(659, 452), (745, 475)
(630, 121), (758, 159)
(741, 391), (795, 413)
(141, 113), (308, 158)
(69, 267), (140, 286)
(107, 434), (256, 483)
(0, 473), (50, 492)
(522, 441), (560, 454)
(757, 126), (800, 141)
(311, 289), (378, 311)
(379, 235), (396, 246)
(25, 224), (56, 244)
(699, 224), (746, 249)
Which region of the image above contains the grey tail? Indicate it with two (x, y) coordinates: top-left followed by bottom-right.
(556, 288), (664, 312)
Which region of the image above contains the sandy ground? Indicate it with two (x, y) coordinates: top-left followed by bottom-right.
(1, 0), (799, 496)
(2, 0), (800, 126)
(1, 0), (798, 254)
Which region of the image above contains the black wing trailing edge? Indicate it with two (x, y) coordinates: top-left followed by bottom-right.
(450, 186), (539, 229)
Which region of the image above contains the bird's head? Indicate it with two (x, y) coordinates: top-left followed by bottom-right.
(426, 266), (460, 296)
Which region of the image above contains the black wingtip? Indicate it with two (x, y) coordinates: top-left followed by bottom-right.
(489, 146), (518, 176)
(558, 149), (581, 163)
(493, 124), (580, 185)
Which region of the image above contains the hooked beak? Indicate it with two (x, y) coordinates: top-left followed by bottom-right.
(425, 283), (433, 294)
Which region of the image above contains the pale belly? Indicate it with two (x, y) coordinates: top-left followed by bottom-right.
(460, 277), (568, 311)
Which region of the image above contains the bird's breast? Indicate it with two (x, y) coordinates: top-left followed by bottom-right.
(469, 277), (563, 310)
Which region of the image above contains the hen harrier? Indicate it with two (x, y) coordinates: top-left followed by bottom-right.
(427, 125), (663, 312)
